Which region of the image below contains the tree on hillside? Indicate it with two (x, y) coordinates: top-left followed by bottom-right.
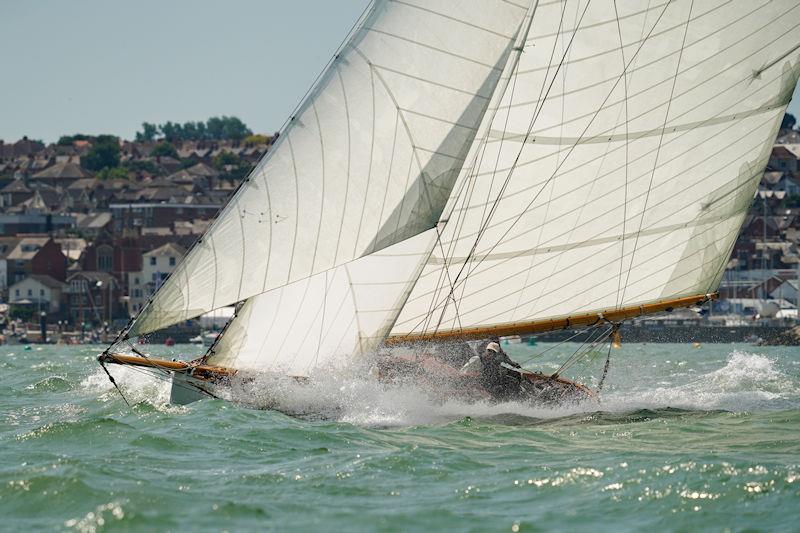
(97, 167), (129, 180)
(782, 113), (796, 130)
(123, 159), (159, 175)
(212, 150), (251, 181)
(133, 116), (253, 141)
(81, 135), (120, 171)
(57, 134), (90, 146)
(244, 134), (270, 145)
(160, 121), (181, 142)
(135, 122), (159, 142)
(150, 142), (178, 159)
(221, 116), (251, 140)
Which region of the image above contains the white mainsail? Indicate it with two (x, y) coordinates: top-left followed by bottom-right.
(128, 0), (532, 336)
(115, 1), (800, 379)
(391, 0), (800, 339)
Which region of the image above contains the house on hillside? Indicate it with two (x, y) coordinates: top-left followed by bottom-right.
(769, 146), (798, 173)
(0, 180), (33, 207)
(6, 237), (67, 284)
(9, 274), (67, 314)
(143, 243), (184, 293)
(762, 171), (800, 196)
(30, 161), (91, 187)
(66, 271), (121, 325)
(0, 236), (20, 294)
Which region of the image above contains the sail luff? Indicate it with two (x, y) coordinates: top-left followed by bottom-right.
(114, 5), (378, 344)
(385, 292), (717, 344)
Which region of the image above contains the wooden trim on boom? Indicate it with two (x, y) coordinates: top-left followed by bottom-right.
(384, 292), (717, 345)
(98, 353), (237, 381)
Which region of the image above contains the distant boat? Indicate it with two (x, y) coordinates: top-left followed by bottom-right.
(189, 332), (219, 346)
(100, 0), (800, 408)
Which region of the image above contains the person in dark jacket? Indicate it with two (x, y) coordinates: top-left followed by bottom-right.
(460, 341), (522, 400)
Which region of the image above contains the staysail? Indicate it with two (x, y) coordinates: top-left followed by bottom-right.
(127, 0), (532, 336)
(202, 2), (539, 373)
(388, 0), (800, 342)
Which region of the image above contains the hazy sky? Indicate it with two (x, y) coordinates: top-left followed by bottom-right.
(3, 1), (800, 143)
(0, 0), (366, 142)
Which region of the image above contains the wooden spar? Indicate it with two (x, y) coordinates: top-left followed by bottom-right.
(99, 292), (716, 380)
(384, 292), (718, 345)
(98, 353), (237, 381)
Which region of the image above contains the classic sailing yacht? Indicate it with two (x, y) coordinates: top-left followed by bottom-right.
(100, 0), (800, 406)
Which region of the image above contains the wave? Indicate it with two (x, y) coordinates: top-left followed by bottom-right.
(599, 351), (797, 414)
(86, 349), (799, 427)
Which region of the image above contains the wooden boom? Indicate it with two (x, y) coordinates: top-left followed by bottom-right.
(99, 292), (716, 377)
(384, 292), (717, 345)
(97, 352), (236, 381)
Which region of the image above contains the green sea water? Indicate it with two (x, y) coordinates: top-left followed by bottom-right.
(1, 343), (799, 532)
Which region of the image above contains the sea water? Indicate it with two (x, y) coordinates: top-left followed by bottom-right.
(1, 343), (798, 531)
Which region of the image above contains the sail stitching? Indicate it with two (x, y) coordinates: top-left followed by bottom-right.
(308, 101), (326, 273)
(517, 0), (732, 76)
(468, 59), (794, 187)
(529, 0), (668, 40)
(285, 135), (301, 283)
(120, 0), (376, 338)
(504, 0), (777, 111)
(420, 0), (578, 336)
(406, 2), (780, 330)
(512, 0), (583, 322)
(403, 204), (742, 329)
(332, 65), (352, 266)
(362, 27), (506, 71)
(351, 60), (377, 257)
(419, 8), (536, 334)
(443, 70), (787, 234)
(369, 64), (493, 99)
(401, 156), (764, 326)
(402, 219), (738, 331)
(613, 0), (633, 309)
(511, 9), (800, 143)
(389, 0), (517, 40)
(620, 0), (694, 305)
(259, 166), (274, 292)
(448, 0), (597, 315)
(451, 0), (736, 287)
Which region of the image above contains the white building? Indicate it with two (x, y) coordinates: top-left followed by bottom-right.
(126, 271), (146, 317)
(143, 243), (185, 294)
(9, 274), (66, 313)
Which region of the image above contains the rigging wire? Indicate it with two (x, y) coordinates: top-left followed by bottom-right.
(99, 362), (131, 407)
(419, 6), (538, 335)
(620, 0), (695, 304)
(419, 0), (580, 334)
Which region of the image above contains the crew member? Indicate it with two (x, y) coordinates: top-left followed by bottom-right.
(460, 341), (522, 400)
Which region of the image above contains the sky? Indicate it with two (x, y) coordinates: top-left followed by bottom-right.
(0, 0), (367, 143)
(2, 1), (800, 143)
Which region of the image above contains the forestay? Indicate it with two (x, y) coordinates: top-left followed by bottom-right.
(390, 0), (800, 338)
(128, 0), (531, 336)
